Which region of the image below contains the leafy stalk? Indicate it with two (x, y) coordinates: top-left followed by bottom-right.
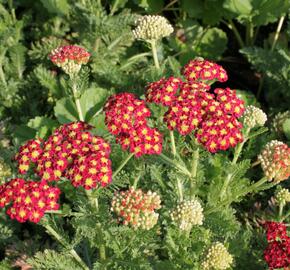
(169, 131), (177, 157)
(190, 146), (199, 199)
(112, 152), (135, 178)
(42, 223), (89, 270)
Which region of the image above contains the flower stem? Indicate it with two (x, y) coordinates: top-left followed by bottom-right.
(112, 152), (134, 179)
(43, 223), (89, 270)
(176, 177), (183, 201)
(169, 131), (176, 157)
(72, 81), (84, 122)
(159, 153), (191, 177)
(150, 39), (160, 70)
(278, 203), (284, 221)
(227, 19), (245, 48)
(190, 147), (199, 198)
(206, 177), (268, 214)
(220, 128), (250, 199)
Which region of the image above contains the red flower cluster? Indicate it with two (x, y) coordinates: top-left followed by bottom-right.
(145, 59), (245, 153)
(50, 45), (90, 65)
(0, 178), (60, 223)
(15, 122), (112, 189)
(264, 221), (290, 269)
(146, 77), (182, 106)
(104, 93), (163, 157)
(183, 58), (228, 83)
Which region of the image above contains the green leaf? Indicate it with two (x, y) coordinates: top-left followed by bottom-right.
(80, 87), (108, 122)
(27, 116), (58, 138)
(40, 0), (70, 16)
(195, 27), (228, 60)
(134, 0), (164, 12)
(282, 118), (290, 140)
(236, 90), (258, 106)
(54, 97), (78, 124)
(181, 0), (204, 18)
(12, 125), (36, 146)
(223, 0), (252, 16)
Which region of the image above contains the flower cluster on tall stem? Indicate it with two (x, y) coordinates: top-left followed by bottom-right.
(145, 58), (245, 153)
(104, 93), (163, 157)
(0, 178), (60, 223)
(15, 122), (112, 189)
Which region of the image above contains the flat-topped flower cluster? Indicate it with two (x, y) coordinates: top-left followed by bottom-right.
(0, 178), (60, 223)
(104, 93), (163, 157)
(15, 122), (112, 189)
(146, 58), (245, 152)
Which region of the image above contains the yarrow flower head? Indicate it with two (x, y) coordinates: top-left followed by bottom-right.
(258, 140), (290, 182)
(133, 15), (173, 41)
(145, 59), (245, 153)
(201, 242), (233, 270)
(15, 122), (112, 189)
(0, 178), (60, 223)
(183, 58), (228, 83)
(49, 45), (90, 75)
(111, 187), (161, 230)
(275, 188), (290, 205)
(170, 199), (204, 231)
(243, 105), (267, 128)
(104, 93), (163, 157)
(272, 110), (290, 136)
(264, 221), (290, 269)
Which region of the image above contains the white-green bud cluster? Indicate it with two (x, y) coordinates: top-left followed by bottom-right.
(133, 15), (174, 41)
(0, 158), (11, 184)
(243, 105), (267, 128)
(170, 199), (204, 231)
(258, 140), (290, 182)
(272, 110), (290, 136)
(201, 242), (233, 270)
(275, 188), (290, 205)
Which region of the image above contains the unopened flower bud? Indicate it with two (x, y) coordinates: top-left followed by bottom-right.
(49, 45), (90, 76)
(258, 140), (290, 182)
(133, 15), (173, 41)
(111, 187), (161, 230)
(275, 188), (290, 205)
(170, 199), (204, 231)
(272, 110), (290, 136)
(201, 242), (233, 270)
(243, 105), (267, 128)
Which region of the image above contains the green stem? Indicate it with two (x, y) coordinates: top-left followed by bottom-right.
(220, 128), (250, 199)
(169, 131), (177, 157)
(72, 81), (84, 122)
(271, 16), (285, 52)
(227, 19), (245, 48)
(246, 21), (254, 46)
(112, 153), (134, 179)
(43, 224), (89, 270)
(150, 39), (160, 70)
(176, 177), (183, 201)
(278, 203), (284, 221)
(190, 147), (199, 198)
(0, 65), (7, 86)
(206, 177), (268, 214)
(159, 153), (191, 177)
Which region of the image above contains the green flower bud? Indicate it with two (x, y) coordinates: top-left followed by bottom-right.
(272, 110), (290, 136)
(202, 242), (233, 270)
(275, 188), (290, 205)
(243, 105), (267, 128)
(258, 140), (290, 182)
(170, 199), (204, 231)
(133, 15), (173, 41)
